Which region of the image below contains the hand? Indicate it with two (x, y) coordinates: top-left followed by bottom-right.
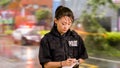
(78, 59), (85, 64)
(62, 58), (77, 66)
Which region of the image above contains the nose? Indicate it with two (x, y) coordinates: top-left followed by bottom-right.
(64, 25), (69, 30)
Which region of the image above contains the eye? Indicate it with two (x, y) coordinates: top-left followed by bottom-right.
(68, 22), (72, 25)
(68, 23), (71, 25)
(62, 23), (65, 25)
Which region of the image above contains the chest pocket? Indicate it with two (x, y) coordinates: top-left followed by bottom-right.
(68, 40), (79, 58)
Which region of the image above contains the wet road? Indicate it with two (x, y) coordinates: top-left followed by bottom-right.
(85, 57), (120, 68)
(0, 45), (41, 68)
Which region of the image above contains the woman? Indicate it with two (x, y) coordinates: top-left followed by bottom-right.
(39, 5), (88, 68)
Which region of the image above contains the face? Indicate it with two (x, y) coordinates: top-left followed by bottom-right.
(55, 16), (73, 35)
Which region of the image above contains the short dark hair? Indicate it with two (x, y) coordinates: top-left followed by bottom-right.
(55, 5), (74, 22)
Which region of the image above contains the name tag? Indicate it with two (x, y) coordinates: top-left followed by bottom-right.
(68, 40), (78, 46)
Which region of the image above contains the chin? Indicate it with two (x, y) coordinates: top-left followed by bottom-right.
(62, 31), (67, 33)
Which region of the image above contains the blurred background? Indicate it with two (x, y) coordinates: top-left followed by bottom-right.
(0, 0), (120, 68)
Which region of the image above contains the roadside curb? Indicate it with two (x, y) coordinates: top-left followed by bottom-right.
(89, 56), (120, 64)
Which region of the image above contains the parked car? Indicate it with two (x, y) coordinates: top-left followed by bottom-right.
(21, 29), (41, 45)
(12, 26), (41, 45)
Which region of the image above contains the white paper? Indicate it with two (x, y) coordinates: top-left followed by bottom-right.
(62, 62), (79, 68)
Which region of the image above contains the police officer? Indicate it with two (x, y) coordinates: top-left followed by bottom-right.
(39, 5), (88, 68)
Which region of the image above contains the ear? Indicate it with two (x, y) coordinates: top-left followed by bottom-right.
(54, 18), (57, 24)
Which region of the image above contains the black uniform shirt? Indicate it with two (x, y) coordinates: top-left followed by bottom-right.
(39, 25), (88, 67)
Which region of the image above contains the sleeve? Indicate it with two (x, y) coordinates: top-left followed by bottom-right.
(38, 36), (52, 66)
(78, 35), (88, 59)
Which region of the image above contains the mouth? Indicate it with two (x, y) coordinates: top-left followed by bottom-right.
(63, 30), (67, 32)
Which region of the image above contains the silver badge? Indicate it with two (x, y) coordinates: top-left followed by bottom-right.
(68, 40), (78, 46)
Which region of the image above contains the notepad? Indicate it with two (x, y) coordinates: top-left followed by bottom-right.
(62, 60), (79, 68)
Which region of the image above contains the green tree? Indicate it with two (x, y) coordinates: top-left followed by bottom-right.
(0, 0), (21, 9)
(0, 0), (11, 9)
(0, 0), (10, 6)
(78, 0), (120, 58)
(35, 9), (51, 21)
(35, 9), (52, 29)
(80, 0), (118, 33)
(79, 0), (118, 50)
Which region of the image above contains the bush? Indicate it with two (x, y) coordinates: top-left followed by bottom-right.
(85, 34), (108, 50)
(106, 32), (120, 49)
(84, 33), (120, 58)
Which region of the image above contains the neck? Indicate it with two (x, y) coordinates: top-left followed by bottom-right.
(60, 33), (64, 35)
